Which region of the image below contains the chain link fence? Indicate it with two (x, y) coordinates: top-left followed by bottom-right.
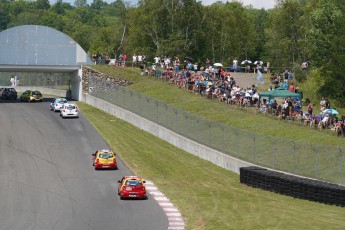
(89, 78), (344, 185)
(0, 72), (70, 90)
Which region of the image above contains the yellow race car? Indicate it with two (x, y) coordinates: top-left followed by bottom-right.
(92, 149), (117, 170)
(20, 90), (43, 102)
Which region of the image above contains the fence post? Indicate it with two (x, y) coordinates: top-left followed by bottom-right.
(222, 126), (225, 154)
(175, 109), (178, 133)
(339, 148), (343, 185)
(315, 145), (318, 178)
(156, 101), (159, 124)
(185, 112), (189, 138)
(253, 133), (256, 163)
(289, 140), (296, 174)
(235, 128), (239, 159)
(272, 139), (276, 170)
(209, 122), (212, 147)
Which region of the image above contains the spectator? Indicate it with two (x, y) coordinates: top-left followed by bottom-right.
(320, 97), (326, 111)
(325, 98), (331, 109)
(132, 54), (137, 67)
(233, 59), (238, 72)
(283, 81), (288, 90)
(138, 54), (143, 65)
(289, 82), (295, 92)
(122, 54), (127, 67)
(307, 101), (313, 116)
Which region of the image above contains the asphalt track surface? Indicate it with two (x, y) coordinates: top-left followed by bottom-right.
(0, 98), (168, 230)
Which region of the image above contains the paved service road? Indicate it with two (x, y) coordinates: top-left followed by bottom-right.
(0, 99), (168, 230)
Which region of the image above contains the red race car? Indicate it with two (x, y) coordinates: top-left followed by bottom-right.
(92, 149), (117, 170)
(118, 176), (147, 200)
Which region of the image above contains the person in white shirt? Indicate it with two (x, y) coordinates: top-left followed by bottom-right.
(132, 54), (137, 67)
(138, 54), (143, 65)
(154, 56), (160, 67)
(233, 59), (238, 72)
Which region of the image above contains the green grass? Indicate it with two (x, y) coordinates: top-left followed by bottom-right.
(90, 65), (345, 148)
(77, 102), (345, 230)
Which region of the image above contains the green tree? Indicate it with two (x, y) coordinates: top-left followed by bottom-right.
(36, 0), (50, 10)
(74, 0), (87, 7)
(306, 0), (345, 104)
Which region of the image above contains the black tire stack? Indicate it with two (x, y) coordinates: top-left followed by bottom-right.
(240, 166), (345, 207)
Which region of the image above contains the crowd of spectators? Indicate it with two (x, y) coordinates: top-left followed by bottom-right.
(93, 53), (345, 137)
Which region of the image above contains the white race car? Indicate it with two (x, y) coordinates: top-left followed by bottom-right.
(60, 103), (79, 118)
(50, 98), (68, 112)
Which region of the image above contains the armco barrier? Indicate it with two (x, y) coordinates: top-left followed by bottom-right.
(240, 166), (345, 207)
(81, 93), (254, 174)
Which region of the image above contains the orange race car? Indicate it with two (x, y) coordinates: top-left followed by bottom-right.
(92, 149), (117, 170)
(118, 176), (147, 200)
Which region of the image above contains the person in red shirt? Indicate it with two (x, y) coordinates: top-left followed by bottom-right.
(289, 82), (295, 92)
(122, 54), (127, 67)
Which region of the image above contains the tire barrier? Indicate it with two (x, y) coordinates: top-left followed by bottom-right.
(240, 166), (345, 207)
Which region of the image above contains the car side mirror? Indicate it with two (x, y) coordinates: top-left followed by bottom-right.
(143, 180), (146, 183)
(117, 180), (121, 183)
(92, 153), (96, 156)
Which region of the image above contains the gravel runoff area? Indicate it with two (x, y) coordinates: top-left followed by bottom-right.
(230, 71), (262, 89)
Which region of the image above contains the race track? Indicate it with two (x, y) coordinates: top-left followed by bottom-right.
(0, 98), (168, 230)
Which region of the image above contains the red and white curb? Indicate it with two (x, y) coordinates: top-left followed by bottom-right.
(145, 180), (185, 230)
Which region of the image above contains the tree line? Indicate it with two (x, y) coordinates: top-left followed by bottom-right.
(0, 0), (345, 105)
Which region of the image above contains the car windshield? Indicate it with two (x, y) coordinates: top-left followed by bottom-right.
(59, 99), (67, 103)
(33, 91), (42, 96)
(66, 105), (76, 110)
(125, 180), (142, 186)
(99, 153), (113, 159)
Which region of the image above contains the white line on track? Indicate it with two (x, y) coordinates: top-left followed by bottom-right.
(145, 180), (185, 230)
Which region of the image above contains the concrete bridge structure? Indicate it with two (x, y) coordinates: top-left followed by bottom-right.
(0, 25), (93, 100)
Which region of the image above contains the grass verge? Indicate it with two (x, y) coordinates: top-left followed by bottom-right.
(89, 65), (345, 148)
(77, 102), (345, 230)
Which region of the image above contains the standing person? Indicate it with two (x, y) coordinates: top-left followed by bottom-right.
(142, 55), (147, 68)
(320, 97), (326, 111)
(118, 54), (123, 66)
(205, 58), (210, 68)
(122, 53), (127, 67)
(174, 57), (180, 77)
(288, 71), (293, 84)
(284, 68), (289, 83)
(132, 54), (137, 67)
(154, 55), (160, 67)
(233, 59), (238, 72)
(138, 54), (143, 66)
(325, 98), (331, 109)
(289, 82), (295, 93)
(307, 101), (313, 117)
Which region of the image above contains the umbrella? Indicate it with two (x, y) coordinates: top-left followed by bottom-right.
(241, 60), (252, 65)
(254, 60), (263, 65)
(321, 109), (339, 115)
(184, 57), (194, 63)
(213, 63), (223, 67)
